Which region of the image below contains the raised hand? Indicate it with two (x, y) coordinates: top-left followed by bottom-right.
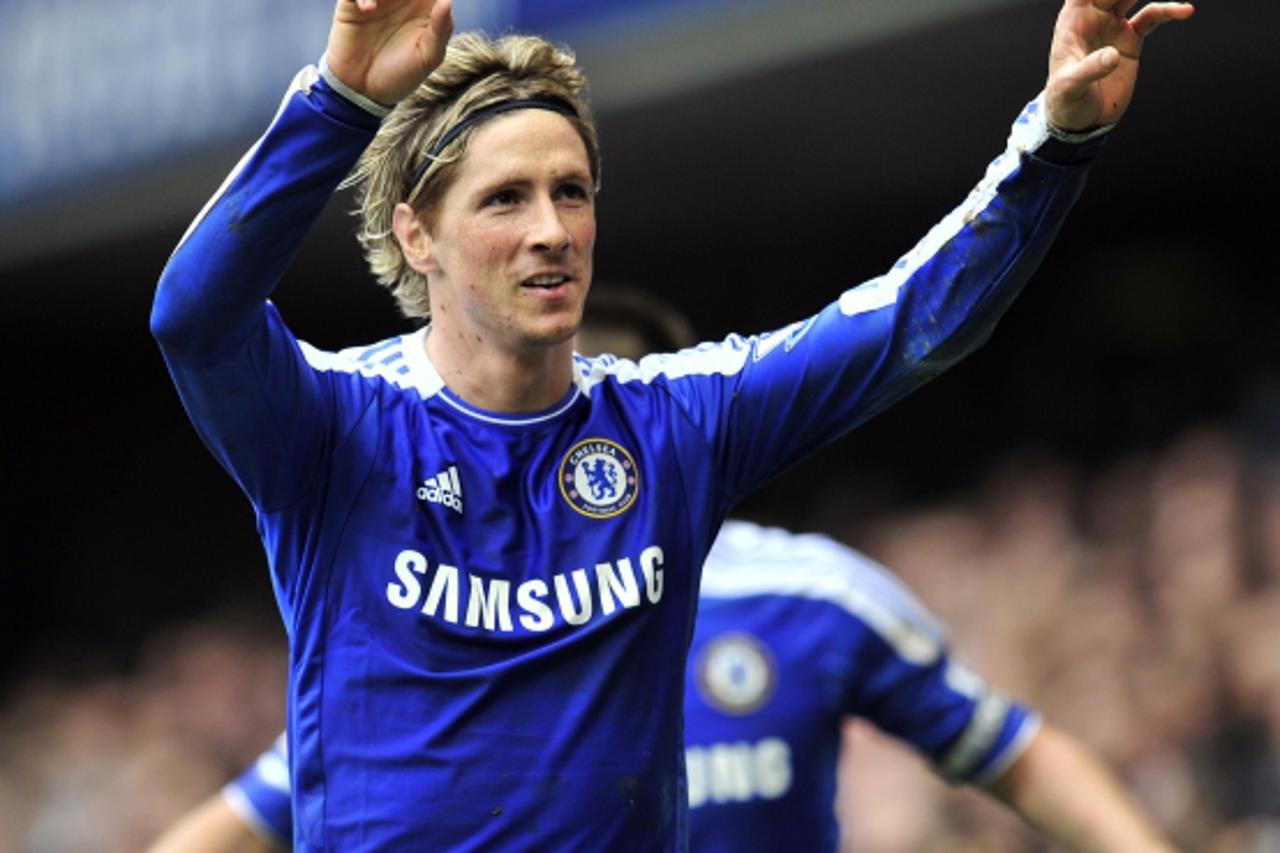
(325, 0), (455, 107)
(1046, 0), (1193, 131)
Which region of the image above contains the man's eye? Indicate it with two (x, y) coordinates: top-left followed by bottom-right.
(485, 189), (520, 207)
(557, 183), (592, 202)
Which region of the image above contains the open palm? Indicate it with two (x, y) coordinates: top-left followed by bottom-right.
(1046, 0), (1193, 130)
(326, 0), (454, 106)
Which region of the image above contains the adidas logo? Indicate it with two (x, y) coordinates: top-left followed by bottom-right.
(417, 466), (463, 514)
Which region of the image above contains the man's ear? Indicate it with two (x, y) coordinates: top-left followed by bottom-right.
(392, 202), (439, 274)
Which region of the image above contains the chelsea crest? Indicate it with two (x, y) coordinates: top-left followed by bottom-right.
(559, 438), (639, 519)
(695, 632), (777, 715)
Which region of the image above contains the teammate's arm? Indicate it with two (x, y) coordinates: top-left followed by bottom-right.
(985, 722), (1177, 853)
(145, 794), (280, 853)
(147, 735), (292, 853)
(822, 538), (1175, 851)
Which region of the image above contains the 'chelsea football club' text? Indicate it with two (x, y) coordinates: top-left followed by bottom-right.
(386, 546), (665, 633)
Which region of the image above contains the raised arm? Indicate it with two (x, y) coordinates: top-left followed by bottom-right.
(149, 1), (455, 517)
(987, 723), (1177, 853)
(651, 0), (1196, 507)
(151, 0), (454, 356)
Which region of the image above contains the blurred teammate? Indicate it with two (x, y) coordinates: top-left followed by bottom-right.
(149, 290), (1177, 853)
(687, 521), (1175, 852)
(150, 0), (1192, 847)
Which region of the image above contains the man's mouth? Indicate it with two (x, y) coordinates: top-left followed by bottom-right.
(523, 273), (571, 290)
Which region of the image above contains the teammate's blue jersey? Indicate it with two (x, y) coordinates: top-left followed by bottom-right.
(686, 521), (1038, 852)
(151, 59), (1100, 850)
(224, 734), (291, 848)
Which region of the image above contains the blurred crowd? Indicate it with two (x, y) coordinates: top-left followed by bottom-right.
(0, 616), (286, 853)
(1, 423), (1277, 852)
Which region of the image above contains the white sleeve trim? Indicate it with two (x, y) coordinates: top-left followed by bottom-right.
(936, 688), (1030, 781)
(1046, 109), (1115, 143)
(972, 712), (1042, 787)
(221, 784), (290, 849)
(318, 55), (393, 118)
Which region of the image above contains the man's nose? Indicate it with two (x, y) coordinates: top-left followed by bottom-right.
(529, 196), (571, 253)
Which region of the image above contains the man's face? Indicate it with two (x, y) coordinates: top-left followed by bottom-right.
(423, 110), (596, 355)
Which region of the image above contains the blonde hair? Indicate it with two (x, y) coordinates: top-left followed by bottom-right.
(344, 32), (600, 321)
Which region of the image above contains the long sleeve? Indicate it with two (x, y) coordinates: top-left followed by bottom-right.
(150, 65), (384, 512)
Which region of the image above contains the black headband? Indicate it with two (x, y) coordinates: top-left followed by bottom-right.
(405, 95), (580, 197)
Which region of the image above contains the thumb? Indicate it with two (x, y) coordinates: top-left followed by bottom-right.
(431, 0), (454, 35)
(419, 0), (454, 73)
(1057, 46), (1122, 99)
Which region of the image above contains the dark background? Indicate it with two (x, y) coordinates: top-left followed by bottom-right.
(2, 3), (1274, 688)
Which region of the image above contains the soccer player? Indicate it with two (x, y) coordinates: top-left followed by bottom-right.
(148, 290), (1176, 852)
(150, 0), (1193, 848)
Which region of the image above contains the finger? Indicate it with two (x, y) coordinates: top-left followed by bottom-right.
(1130, 3), (1195, 38)
(1090, 0), (1126, 12)
(1114, 0), (1140, 17)
(432, 0), (454, 30)
(420, 0), (454, 69)
(1058, 46), (1123, 97)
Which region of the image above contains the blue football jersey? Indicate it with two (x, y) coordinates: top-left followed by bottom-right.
(686, 521), (1038, 852)
(152, 61), (1099, 851)
(223, 734), (292, 848)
